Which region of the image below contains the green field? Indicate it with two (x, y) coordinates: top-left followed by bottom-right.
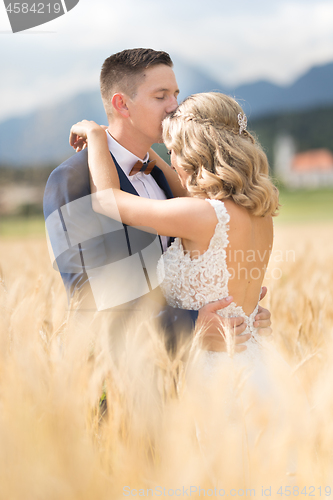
(0, 188), (332, 238)
(276, 187), (333, 224)
(0, 216), (46, 238)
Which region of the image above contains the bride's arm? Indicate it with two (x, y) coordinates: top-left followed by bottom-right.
(69, 121), (121, 191)
(148, 148), (188, 198)
(70, 124), (187, 198)
(69, 121), (215, 242)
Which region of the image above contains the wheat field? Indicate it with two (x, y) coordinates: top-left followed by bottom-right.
(0, 220), (332, 499)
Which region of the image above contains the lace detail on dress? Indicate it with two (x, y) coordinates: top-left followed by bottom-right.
(156, 199), (263, 361)
(157, 199), (230, 310)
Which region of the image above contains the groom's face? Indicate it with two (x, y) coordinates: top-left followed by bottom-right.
(126, 64), (179, 144)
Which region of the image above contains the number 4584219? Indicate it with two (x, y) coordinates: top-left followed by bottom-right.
(6, 3), (61, 14)
(277, 486), (331, 496)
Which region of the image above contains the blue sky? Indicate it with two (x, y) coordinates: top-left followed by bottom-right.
(1, 0), (333, 122)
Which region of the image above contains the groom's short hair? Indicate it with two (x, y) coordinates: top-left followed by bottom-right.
(100, 48), (173, 117)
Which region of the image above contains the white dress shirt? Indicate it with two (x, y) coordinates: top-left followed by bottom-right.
(106, 131), (168, 251)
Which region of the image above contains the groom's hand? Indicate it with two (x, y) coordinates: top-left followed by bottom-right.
(196, 287), (272, 352)
(196, 296), (250, 353)
(254, 286), (272, 337)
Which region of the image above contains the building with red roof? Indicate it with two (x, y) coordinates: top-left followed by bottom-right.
(274, 137), (333, 188)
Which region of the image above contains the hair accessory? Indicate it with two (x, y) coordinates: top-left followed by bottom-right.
(238, 112), (247, 135)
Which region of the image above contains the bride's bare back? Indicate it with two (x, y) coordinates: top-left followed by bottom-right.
(180, 198), (273, 317)
(223, 200), (273, 316)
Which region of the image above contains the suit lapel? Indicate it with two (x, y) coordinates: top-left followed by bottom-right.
(110, 153), (168, 251)
(150, 166), (175, 246)
(150, 166), (174, 199)
(111, 153), (140, 196)
(111, 152), (173, 200)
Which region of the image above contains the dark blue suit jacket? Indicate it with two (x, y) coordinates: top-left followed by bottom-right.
(43, 148), (198, 339)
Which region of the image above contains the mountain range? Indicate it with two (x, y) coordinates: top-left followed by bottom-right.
(1, 60), (333, 166)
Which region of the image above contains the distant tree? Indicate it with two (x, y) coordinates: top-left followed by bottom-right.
(249, 105), (333, 170)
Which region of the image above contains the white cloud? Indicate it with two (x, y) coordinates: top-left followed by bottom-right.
(156, 0), (333, 85)
(0, 0), (333, 122)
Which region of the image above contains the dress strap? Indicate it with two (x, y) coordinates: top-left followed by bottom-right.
(204, 199), (230, 251)
(205, 199), (230, 226)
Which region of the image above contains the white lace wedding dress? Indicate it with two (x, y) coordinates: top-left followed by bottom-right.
(157, 199), (266, 371)
(156, 197), (294, 408)
(157, 199), (294, 467)
(157, 200), (299, 479)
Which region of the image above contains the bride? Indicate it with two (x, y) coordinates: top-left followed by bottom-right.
(69, 92), (279, 363)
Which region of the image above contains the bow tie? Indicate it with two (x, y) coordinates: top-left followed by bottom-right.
(129, 159), (156, 176)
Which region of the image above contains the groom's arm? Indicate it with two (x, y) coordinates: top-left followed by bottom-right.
(44, 150), (109, 302)
(196, 287), (272, 352)
(157, 287), (271, 353)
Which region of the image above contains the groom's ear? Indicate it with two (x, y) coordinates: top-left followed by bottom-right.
(111, 93), (130, 118)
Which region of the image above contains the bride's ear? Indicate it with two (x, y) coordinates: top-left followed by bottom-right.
(111, 93), (130, 118)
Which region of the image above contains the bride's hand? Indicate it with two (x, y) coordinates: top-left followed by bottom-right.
(69, 120), (106, 152)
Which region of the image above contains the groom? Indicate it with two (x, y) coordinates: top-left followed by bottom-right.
(44, 48), (272, 351)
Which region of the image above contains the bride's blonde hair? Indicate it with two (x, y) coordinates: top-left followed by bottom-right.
(162, 92), (279, 217)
